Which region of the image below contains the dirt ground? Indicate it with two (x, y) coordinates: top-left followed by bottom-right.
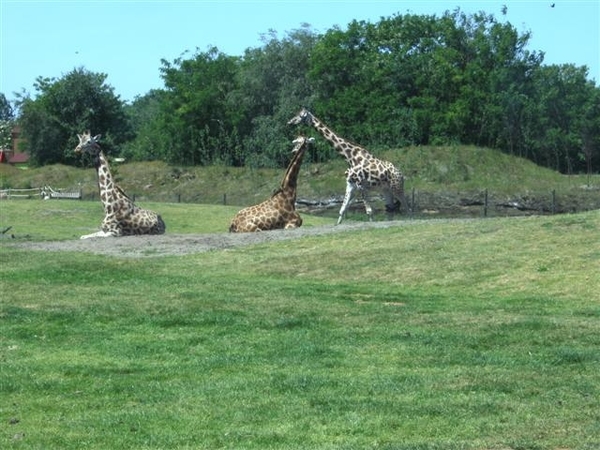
(10, 220), (427, 258)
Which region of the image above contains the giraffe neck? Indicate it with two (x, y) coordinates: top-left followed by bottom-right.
(95, 152), (124, 211)
(280, 142), (308, 200)
(309, 114), (368, 164)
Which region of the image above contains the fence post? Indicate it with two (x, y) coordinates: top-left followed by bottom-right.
(411, 187), (415, 219)
(223, 193), (227, 205)
(484, 189), (488, 217)
(552, 189), (556, 214)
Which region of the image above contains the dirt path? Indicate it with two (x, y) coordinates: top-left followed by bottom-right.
(10, 220), (430, 257)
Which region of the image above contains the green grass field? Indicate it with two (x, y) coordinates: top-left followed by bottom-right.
(1, 199), (599, 449)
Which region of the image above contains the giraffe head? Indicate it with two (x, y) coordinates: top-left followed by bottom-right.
(74, 131), (102, 156)
(287, 108), (313, 126)
(291, 135), (315, 151)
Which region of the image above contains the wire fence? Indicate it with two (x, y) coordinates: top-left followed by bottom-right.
(296, 187), (600, 219)
(2, 185), (599, 219)
(98, 187), (600, 219)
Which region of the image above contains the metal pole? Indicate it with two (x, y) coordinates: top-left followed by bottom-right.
(484, 189), (488, 217)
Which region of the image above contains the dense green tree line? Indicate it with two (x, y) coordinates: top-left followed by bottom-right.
(10, 69), (132, 166)
(6, 9), (599, 174)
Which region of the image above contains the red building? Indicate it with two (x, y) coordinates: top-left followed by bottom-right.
(0, 125), (29, 165)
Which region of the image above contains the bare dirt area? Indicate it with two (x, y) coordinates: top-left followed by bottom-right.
(9, 220), (429, 258)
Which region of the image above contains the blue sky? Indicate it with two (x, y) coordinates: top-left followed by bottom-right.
(1, 0), (599, 103)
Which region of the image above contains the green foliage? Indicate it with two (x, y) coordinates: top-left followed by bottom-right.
(0, 120), (13, 151)
(15, 68), (131, 166)
(154, 47), (242, 165)
(0, 93), (15, 121)
(135, 8), (596, 172)
(527, 65), (600, 174)
(121, 90), (167, 162)
(236, 26), (319, 165)
(10, 9), (600, 174)
(0, 94), (17, 152)
(309, 10), (545, 152)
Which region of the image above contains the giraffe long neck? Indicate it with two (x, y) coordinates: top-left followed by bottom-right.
(309, 114), (363, 163)
(280, 142), (308, 199)
(95, 152), (122, 210)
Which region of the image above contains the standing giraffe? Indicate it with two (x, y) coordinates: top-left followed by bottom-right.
(229, 136), (314, 232)
(74, 131), (165, 239)
(288, 108), (405, 224)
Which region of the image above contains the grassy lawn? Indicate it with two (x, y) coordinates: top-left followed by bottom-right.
(1, 199), (599, 449)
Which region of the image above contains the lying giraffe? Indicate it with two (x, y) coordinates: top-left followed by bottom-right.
(229, 136), (314, 232)
(74, 131), (166, 239)
(288, 108), (405, 224)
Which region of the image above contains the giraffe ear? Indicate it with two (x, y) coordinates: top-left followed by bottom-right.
(92, 134), (101, 142)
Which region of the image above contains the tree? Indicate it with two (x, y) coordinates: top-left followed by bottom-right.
(121, 90), (169, 161)
(529, 64), (595, 173)
(114, 9), (598, 173)
(153, 27), (319, 167)
(16, 68), (131, 166)
(235, 25), (320, 166)
(0, 93), (15, 151)
(0, 93), (14, 121)
(579, 86), (600, 180)
(157, 47), (241, 165)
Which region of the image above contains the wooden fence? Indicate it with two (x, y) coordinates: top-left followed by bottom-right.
(0, 187), (40, 199)
(0, 186), (82, 200)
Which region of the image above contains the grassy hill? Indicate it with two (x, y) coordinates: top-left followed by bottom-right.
(1, 145), (598, 217)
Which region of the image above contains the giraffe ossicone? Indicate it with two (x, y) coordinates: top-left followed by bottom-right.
(288, 108), (406, 224)
(229, 136), (314, 233)
(74, 131), (166, 239)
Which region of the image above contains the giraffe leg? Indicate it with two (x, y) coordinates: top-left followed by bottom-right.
(80, 215), (120, 239)
(80, 230), (116, 239)
(337, 182), (357, 225)
(284, 212), (303, 229)
(392, 176), (406, 214)
(361, 188), (374, 222)
(95, 216), (123, 237)
(383, 190), (396, 221)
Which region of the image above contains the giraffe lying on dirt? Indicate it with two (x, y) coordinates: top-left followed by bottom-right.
(229, 136), (314, 232)
(74, 131), (165, 239)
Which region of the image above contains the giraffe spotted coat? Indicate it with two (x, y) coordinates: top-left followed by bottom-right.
(288, 108), (405, 224)
(229, 136), (313, 232)
(74, 132), (166, 239)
